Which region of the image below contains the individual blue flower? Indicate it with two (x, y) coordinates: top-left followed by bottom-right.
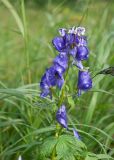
(52, 36), (66, 52)
(46, 66), (64, 88)
(73, 128), (80, 140)
(77, 70), (92, 96)
(53, 52), (68, 72)
(64, 33), (77, 57)
(75, 36), (87, 46)
(65, 33), (75, 45)
(40, 73), (51, 98)
(76, 46), (89, 61)
(56, 105), (67, 128)
(40, 66), (64, 98)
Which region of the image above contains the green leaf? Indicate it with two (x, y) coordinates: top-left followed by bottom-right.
(56, 135), (87, 160)
(93, 67), (114, 78)
(85, 153), (113, 160)
(96, 154), (113, 159)
(40, 136), (57, 158)
(67, 97), (75, 107)
(85, 153), (98, 160)
(85, 155), (98, 160)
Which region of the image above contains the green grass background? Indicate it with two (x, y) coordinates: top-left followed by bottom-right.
(0, 0), (114, 159)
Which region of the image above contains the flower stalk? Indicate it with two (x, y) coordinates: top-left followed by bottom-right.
(40, 26), (92, 159)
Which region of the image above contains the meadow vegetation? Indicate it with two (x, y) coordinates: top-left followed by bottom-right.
(0, 0), (114, 159)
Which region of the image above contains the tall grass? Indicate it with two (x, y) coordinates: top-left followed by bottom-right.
(0, 0), (114, 159)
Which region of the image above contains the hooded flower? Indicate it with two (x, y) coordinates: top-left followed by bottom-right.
(56, 105), (68, 128)
(40, 66), (64, 98)
(53, 52), (68, 73)
(52, 36), (66, 52)
(76, 46), (89, 61)
(77, 70), (92, 96)
(73, 128), (80, 140)
(40, 72), (51, 98)
(40, 26), (91, 98)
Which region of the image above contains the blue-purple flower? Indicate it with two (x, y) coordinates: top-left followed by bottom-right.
(40, 66), (64, 98)
(56, 105), (68, 128)
(40, 72), (51, 98)
(77, 70), (92, 96)
(52, 37), (66, 52)
(76, 46), (89, 61)
(52, 26), (89, 70)
(73, 128), (80, 140)
(53, 52), (68, 73)
(40, 26), (92, 98)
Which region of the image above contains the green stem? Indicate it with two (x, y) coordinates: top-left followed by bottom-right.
(51, 58), (70, 160)
(21, 0), (31, 84)
(58, 59), (70, 107)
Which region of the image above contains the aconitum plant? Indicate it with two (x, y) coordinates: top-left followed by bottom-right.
(40, 26), (92, 98)
(39, 26), (93, 159)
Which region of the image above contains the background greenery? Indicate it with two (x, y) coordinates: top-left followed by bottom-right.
(0, 0), (114, 159)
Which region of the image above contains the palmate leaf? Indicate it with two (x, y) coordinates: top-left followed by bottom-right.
(39, 134), (87, 160)
(56, 135), (87, 160)
(40, 136), (57, 158)
(93, 67), (114, 78)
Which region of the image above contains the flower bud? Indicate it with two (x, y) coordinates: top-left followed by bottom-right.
(56, 105), (67, 128)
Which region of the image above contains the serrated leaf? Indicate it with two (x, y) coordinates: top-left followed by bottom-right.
(40, 136), (57, 158)
(56, 135), (87, 160)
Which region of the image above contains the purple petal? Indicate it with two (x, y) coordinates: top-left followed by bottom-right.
(40, 88), (50, 98)
(40, 73), (49, 88)
(77, 89), (81, 97)
(76, 46), (89, 61)
(65, 33), (75, 45)
(46, 67), (57, 86)
(69, 46), (77, 58)
(76, 27), (85, 36)
(77, 70), (92, 92)
(68, 26), (75, 34)
(56, 105), (67, 128)
(52, 36), (66, 52)
(76, 61), (84, 69)
(72, 60), (83, 70)
(53, 53), (68, 71)
(56, 76), (64, 89)
(58, 28), (67, 37)
(75, 36), (87, 46)
(73, 128), (80, 140)
(54, 63), (65, 74)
